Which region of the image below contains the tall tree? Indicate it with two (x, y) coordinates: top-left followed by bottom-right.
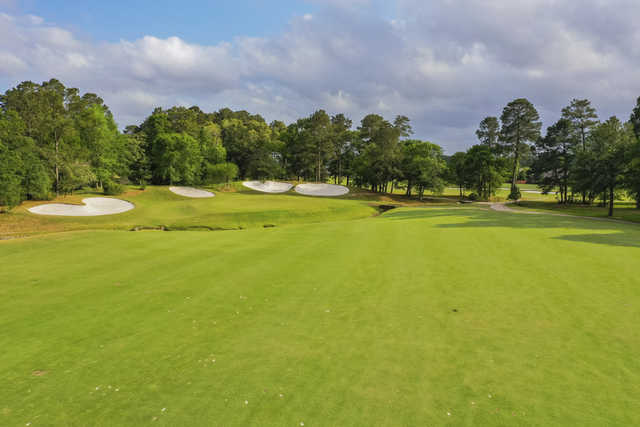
(463, 145), (506, 200)
(587, 117), (633, 216)
(307, 110), (334, 182)
(499, 98), (542, 196)
(199, 123), (226, 181)
(624, 137), (640, 208)
(0, 110), (50, 209)
(532, 119), (574, 203)
(561, 99), (599, 152)
(220, 116), (274, 179)
(75, 104), (123, 188)
(561, 98), (598, 203)
(151, 133), (202, 185)
(400, 140), (445, 199)
(447, 152), (468, 199)
(476, 116), (500, 151)
(476, 116), (500, 195)
(629, 96), (640, 140)
(329, 113), (353, 184)
(355, 115), (406, 192)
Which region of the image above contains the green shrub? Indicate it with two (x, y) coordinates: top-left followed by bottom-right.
(467, 193), (479, 201)
(205, 162), (239, 185)
(103, 180), (125, 195)
(508, 186), (521, 201)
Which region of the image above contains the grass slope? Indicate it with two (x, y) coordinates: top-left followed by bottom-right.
(1, 207), (639, 426)
(0, 186), (379, 238)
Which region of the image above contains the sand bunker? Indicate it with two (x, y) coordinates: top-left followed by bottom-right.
(295, 183), (350, 197)
(242, 181), (293, 193)
(28, 197), (134, 216)
(169, 186), (215, 198)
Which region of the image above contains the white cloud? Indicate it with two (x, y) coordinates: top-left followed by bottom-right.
(26, 14), (43, 25)
(2, 2), (640, 153)
(0, 51), (27, 73)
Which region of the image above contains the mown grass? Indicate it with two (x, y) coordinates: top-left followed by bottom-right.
(1, 206), (639, 426)
(0, 184), (460, 238)
(513, 200), (640, 223)
(0, 185), (369, 238)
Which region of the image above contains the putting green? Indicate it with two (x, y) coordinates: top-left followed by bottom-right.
(1, 207), (639, 426)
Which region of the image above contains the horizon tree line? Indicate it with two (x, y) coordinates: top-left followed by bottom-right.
(450, 97), (640, 215)
(2, 78), (640, 217)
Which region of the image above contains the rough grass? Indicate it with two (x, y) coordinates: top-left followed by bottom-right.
(1, 206), (639, 426)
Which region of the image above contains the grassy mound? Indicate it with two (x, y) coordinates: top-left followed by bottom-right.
(0, 186), (379, 238)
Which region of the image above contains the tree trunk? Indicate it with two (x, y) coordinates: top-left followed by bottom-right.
(511, 153), (519, 191)
(55, 131), (60, 195)
(512, 123), (521, 191)
(609, 186), (614, 217)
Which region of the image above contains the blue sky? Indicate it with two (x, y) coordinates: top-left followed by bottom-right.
(0, 0), (638, 152)
(4, 1), (397, 44)
(8, 0), (318, 43)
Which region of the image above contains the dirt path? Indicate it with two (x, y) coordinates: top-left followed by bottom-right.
(487, 202), (542, 214)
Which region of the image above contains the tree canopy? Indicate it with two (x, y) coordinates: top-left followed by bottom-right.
(3, 78), (640, 217)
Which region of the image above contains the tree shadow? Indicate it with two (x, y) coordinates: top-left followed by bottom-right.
(553, 233), (640, 248)
(383, 207), (640, 249)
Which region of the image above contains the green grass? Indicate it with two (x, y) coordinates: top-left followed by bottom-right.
(0, 185), (381, 238)
(0, 184), (460, 238)
(513, 200), (640, 223)
(438, 187), (557, 202)
(1, 205), (639, 426)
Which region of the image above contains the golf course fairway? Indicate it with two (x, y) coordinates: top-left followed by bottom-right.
(1, 206), (639, 426)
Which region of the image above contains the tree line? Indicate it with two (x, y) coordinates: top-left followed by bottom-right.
(0, 79), (446, 209)
(2, 78), (640, 217)
(450, 97), (640, 216)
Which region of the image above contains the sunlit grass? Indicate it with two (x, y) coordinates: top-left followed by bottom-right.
(1, 207), (639, 425)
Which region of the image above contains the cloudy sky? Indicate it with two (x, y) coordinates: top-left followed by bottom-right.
(1, 0), (639, 153)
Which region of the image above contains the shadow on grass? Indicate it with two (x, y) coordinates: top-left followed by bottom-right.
(518, 201), (640, 222)
(384, 207), (640, 249)
(556, 233), (640, 248)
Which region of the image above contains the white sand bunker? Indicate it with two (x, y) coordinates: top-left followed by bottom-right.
(28, 197), (134, 216)
(295, 183), (350, 197)
(169, 186), (215, 198)
(242, 181), (293, 193)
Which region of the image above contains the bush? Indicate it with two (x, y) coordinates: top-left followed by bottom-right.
(508, 186), (521, 201)
(103, 180), (125, 195)
(467, 193), (479, 201)
(205, 162), (239, 184)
